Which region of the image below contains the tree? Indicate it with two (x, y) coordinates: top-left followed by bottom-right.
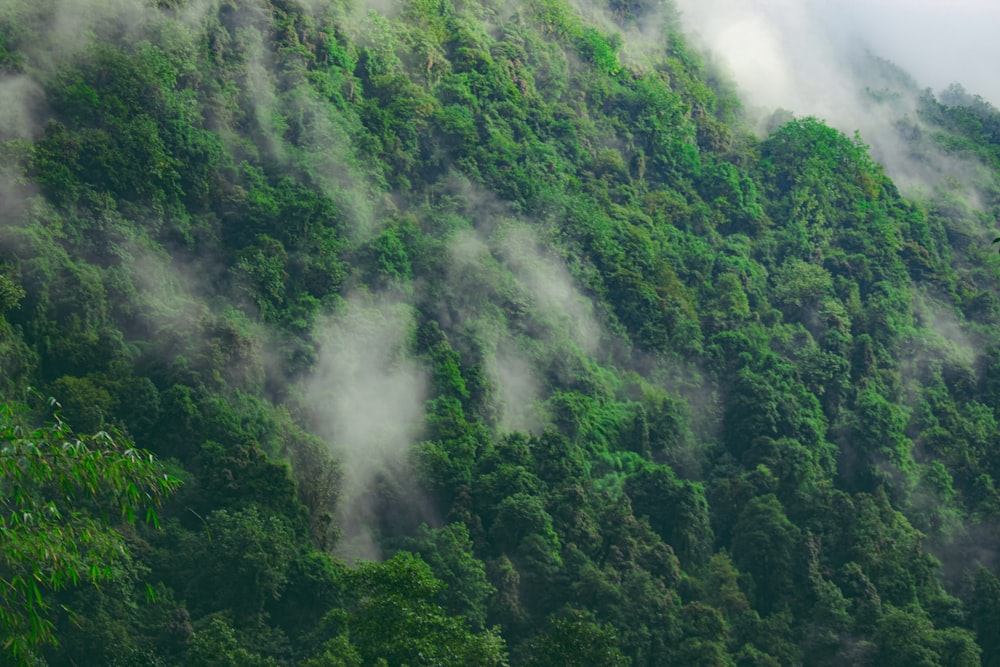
(0, 400), (178, 661)
(0, 273), (25, 314)
(730, 494), (800, 615)
(345, 552), (507, 666)
(625, 463), (713, 566)
(869, 607), (944, 667)
(521, 612), (630, 667)
(970, 566), (1000, 667)
(185, 617), (280, 667)
(185, 504), (298, 619)
(675, 602), (735, 667)
(401, 523), (495, 630)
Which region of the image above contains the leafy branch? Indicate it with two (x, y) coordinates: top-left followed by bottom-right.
(0, 401), (179, 661)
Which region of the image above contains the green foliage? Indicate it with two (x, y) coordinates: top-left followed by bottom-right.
(574, 28), (621, 76)
(185, 617), (280, 667)
(625, 463), (712, 566)
(520, 612), (630, 666)
(731, 494), (800, 615)
(401, 523), (495, 630)
(233, 235), (289, 319)
(971, 566), (1000, 667)
(0, 401), (178, 660)
(0, 273), (25, 313)
(340, 552), (508, 666)
(3, 0), (1000, 662)
(186, 505), (298, 618)
(871, 606), (980, 667)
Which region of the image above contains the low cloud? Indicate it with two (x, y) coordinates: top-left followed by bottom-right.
(673, 0), (1000, 203)
(0, 75), (44, 141)
(442, 226), (547, 434)
(675, 0), (1000, 114)
(432, 178), (610, 434)
(494, 222), (602, 356)
(302, 295), (430, 560)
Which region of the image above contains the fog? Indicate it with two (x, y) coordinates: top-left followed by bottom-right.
(437, 178), (607, 435)
(673, 0), (1000, 199)
(675, 0), (1000, 114)
(303, 295), (430, 561)
(831, 0), (1000, 107)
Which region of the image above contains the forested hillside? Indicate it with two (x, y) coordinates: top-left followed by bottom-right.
(2, 0), (1000, 664)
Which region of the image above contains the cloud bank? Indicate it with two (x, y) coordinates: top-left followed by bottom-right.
(675, 0), (1000, 115)
(672, 0), (1000, 199)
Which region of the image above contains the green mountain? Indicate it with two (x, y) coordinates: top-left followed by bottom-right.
(2, 0), (1000, 664)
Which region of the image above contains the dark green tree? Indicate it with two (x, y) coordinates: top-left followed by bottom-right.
(520, 612), (630, 667)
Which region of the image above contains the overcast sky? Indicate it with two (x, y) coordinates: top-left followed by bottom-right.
(839, 0), (999, 103)
(674, 0), (1000, 116)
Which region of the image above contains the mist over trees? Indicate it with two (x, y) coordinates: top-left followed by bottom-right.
(2, 0), (1000, 664)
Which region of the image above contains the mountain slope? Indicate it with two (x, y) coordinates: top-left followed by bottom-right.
(1, 0), (1000, 664)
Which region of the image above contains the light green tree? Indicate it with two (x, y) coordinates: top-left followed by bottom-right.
(0, 400), (178, 661)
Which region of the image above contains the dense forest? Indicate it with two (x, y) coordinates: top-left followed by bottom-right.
(3, 0), (1000, 664)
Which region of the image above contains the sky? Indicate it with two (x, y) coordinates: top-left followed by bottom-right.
(674, 0), (1000, 117)
(837, 0), (1000, 104)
